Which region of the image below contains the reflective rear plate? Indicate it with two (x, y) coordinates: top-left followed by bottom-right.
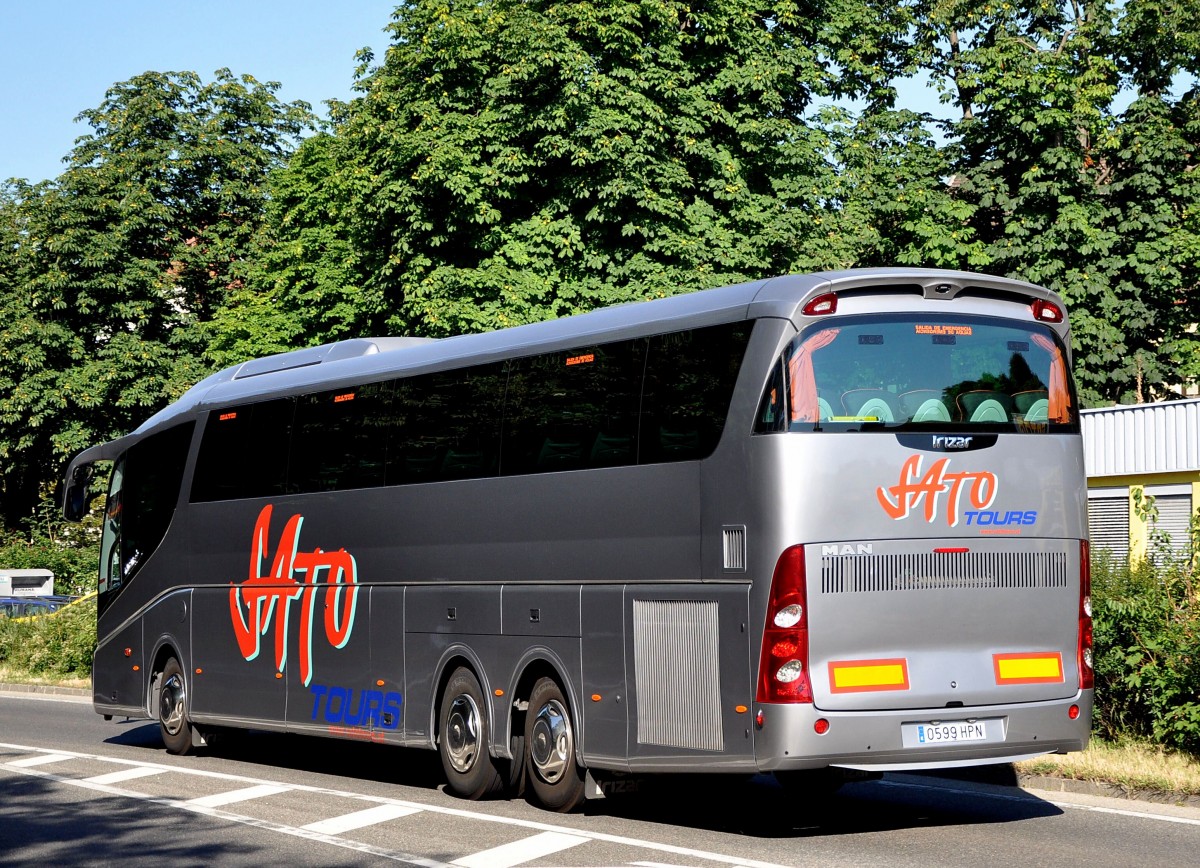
(901, 718), (1003, 748)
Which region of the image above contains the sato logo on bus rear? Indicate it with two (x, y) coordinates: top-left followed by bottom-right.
(876, 455), (1037, 529)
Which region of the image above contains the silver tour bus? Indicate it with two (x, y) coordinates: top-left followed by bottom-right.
(63, 268), (1092, 811)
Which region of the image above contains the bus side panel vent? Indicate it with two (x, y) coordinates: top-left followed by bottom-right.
(632, 599), (724, 752)
(722, 526), (747, 571)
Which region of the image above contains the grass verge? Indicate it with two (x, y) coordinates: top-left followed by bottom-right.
(0, 664), (88, 691)
(1016, 739), (1200, 798)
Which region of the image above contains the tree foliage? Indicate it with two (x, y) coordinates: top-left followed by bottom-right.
(913, 0), (1199, 403)
(0, 70), (314, 527)
(341, 1), (824, 334)
(1, 1), (1199, 534)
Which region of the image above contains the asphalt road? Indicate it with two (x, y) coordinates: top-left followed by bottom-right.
(1, 690), (1197, 867)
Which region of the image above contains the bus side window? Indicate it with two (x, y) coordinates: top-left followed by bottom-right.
(100, 421), (194, 616)
(753, 360), (787, 433)
(291, 382), (392, 493)
(191, 399), (295, 502)
(386, 364), (506, 485)
(501, 340), (643, 476)
(640, 322), (752, 463)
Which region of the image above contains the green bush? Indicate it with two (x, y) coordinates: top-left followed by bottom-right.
(1091, 496), (1199, 754)
(0, 498), (99, 679)
(0, 598), (96, 679)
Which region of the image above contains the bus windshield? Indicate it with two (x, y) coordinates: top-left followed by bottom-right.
(760, 313), (1077, 432)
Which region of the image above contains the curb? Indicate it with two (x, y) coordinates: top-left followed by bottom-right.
(910, 765), (1200, 810)
(0, 681), (89, 697)
(1017, 772), (1200, 809)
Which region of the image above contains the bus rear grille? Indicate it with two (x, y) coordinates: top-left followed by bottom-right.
(820, 551), (1069, 594)
(632, 599), (724, 752)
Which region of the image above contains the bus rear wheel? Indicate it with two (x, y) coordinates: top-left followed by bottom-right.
(158, 657), (194, 755)
(524, 677), (585, 812)
(439, 667), (503, 799)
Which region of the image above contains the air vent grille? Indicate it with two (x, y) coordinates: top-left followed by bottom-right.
(821, 551), (1069, 594)
(722, 526), (746, 571)
(633, 600), (723, 751)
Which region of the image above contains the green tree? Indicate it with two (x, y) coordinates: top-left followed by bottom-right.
(0, 70), (314, 529)
(205, 127), (380, 367)
(912, 0), (1199, 403)
(294, 0), (878, 337)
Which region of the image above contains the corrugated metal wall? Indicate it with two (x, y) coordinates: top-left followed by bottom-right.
(1081, 398), (1200, 477)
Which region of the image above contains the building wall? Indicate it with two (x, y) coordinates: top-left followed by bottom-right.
(1081, 399), (1200, 565)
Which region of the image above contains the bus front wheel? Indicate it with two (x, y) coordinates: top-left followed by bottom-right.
(438, 667), (503, 799)
(158, 657), (194, 756)
(524, 677), (585, 812)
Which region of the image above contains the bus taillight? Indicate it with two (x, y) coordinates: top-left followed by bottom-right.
(1031, 298), (1064, 323)
(802, 292), (838, 316)
(1078, 540), (1094, 690)
(756, 545), (813, 704)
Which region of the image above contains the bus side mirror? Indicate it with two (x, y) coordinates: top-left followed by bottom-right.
(63, 463), (96, 522)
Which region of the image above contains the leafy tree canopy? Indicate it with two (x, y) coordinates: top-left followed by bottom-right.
(0, 70), (315, 527)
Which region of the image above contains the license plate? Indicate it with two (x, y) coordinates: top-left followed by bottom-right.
(901, 720), (994, 748)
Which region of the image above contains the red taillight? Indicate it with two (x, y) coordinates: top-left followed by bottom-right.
(802, 292), (838, 316)
(1078, 540), (1094, 690)
(757, 545), (813, 704)
(1031, 298), (1064, 323)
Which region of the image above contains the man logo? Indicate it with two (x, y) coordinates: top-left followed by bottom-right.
(822, 543), (874, 556)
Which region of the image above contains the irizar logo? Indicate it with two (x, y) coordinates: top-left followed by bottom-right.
(822, 543), (875, 556)
(932, 435), (973, 449)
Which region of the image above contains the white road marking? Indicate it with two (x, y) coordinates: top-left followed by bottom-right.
(84, 765), (168, 785)
(302, 803), (423, 835)
(0, 741), (792, 868)
(7, 752), (74, 767)
(452, 831), (589, 868)
(1045, 800), (1200, 827)
(184, 783), (291, 807)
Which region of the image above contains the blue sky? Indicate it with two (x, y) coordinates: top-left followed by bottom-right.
(2, 1), (959, 186)
(2, 1), (397, 184)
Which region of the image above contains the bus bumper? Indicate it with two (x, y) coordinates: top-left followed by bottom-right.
(753, 690), (1092, 772)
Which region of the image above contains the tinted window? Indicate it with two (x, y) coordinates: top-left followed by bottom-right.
(386, 363), (507, 484)
(99, 422), (194, 616)
(640, 322), (752, 462)
(187, 321), (754, 499)
(291, 382), (392, 492)
(191, 399), (295, 501)
(769, 313), (1078, 432)
(502, 341), (645, 475)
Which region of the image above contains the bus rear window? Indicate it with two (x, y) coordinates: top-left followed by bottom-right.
(756, 314), (1078, 433)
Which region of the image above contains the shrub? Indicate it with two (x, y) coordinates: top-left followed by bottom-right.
(0, 498), (99, 679)
(0, 598), (96, 679)
(1091, 496), (1199, 755)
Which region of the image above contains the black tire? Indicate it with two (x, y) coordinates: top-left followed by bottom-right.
(524, 677), (585, 812)
(158, 657), (194, 756)
(438, 667), (504, 799)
